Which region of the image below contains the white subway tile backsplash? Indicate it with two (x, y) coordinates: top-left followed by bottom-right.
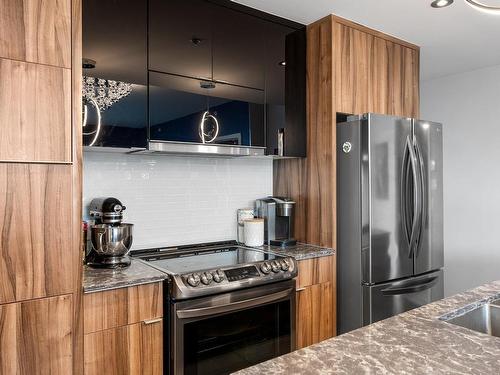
(83, 153), (273, 250)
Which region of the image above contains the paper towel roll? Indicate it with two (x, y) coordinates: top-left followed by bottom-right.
(244, 218), (264, 247)
(237, 208), (254, 244)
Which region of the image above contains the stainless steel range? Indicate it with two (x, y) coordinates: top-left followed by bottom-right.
(133, 241), (297, 375)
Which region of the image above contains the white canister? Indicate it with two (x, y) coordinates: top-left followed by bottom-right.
(243, 218), (264, 247)
(237, 208), (254, 244)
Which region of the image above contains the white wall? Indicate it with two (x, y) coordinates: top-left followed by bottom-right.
(83, 153), (273, 250)
(421, 64), (500, 296)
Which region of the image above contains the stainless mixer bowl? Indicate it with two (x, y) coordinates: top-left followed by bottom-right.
(90, 223), (133, 256)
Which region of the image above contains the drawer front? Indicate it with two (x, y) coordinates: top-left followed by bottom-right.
(84, 282), (163, 334)
(296, 255), (334, 289)
(0, 294), (73, 374)
(84, 319), (163, 375)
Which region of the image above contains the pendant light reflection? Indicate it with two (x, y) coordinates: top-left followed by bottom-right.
(464, 0), (500, 14)
(82, 97), (102, 147)
(199, 111), (219, 144)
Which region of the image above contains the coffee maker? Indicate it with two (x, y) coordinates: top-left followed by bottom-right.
(255, 197), (296, 247)
(86, 197), (133, 268)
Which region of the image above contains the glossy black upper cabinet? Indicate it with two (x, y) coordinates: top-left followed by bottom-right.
(149, 0), (212, 80)
(212, 7), (266, 90)
(266, 25), (307, 157)
(149, 72), (265, 147)
(82, 0), (147, 149)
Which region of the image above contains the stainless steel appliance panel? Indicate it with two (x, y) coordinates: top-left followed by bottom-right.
(413, 120), (444, 275)
(172, 280), (295, 375)
(337, 119), (364, 334)
(362, 269), (443, 325)
(365, 114), (413, 283)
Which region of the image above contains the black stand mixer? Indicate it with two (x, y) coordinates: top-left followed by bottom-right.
(86, 197), (134, 268)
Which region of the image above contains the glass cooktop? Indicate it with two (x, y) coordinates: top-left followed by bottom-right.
(139, 246), (280, 274)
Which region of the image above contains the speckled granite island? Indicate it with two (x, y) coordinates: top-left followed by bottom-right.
(236, 280), (500, 375)
(83, 259), (168, 293)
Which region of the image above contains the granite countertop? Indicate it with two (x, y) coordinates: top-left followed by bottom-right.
(83, 259), (168, 294)
(252, 242), (334, 260)
(236, 280), (500, 375)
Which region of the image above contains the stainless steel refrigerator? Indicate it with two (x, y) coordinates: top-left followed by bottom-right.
(337, 113), (444, 334)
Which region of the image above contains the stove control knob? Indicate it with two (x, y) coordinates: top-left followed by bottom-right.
(187, 273), (201, 287)
(271, 261), (280, 273)
(201, 272), (213, 285)
(280, 259), (290, 271)
(260, 262), (271, 274)
(213, 270), (225, 283)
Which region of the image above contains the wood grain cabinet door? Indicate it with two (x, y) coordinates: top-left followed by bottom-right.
(0, 59), (71, 162)
(0, 164), (74, 304)
(84, 320), (163, 375)
(0, 294), (73, 374)
(0, 0), (71, 67)
(296, 282), (334, 349)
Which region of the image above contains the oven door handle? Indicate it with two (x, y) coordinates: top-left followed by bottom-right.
(176, 288), (293, 319)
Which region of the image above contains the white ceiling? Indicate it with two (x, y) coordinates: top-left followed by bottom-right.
(233, 0), (500, 81)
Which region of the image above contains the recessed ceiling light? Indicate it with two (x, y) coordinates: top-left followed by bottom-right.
(431, 0), (454, 8)
(278, 61), (286, 67)
(464, 0), (500, 14)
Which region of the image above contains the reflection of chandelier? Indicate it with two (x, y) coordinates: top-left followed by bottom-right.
(83, 76), (132, 111)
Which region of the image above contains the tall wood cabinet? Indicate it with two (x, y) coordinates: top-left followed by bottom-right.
(275, 15), (420, 345)
(0, 0), (82, 373)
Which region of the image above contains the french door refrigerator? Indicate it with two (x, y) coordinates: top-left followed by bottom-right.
(337, 113), (444, 334)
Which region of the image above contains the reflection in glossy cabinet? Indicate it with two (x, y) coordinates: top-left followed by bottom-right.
(149, 72), (265, 147)
(266, 25), (307, 157)
(0, 295), (73, 374)
(84, 320), (163, 375)
(82, 0), (147, 148)
(212, 6), (266, 89)
(149, 0), (212, 80)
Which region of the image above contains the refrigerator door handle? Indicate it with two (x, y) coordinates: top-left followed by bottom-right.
(413, 140), (426, 258)
(408, 136), (423, 258)
(381, 276), (438, 296)
(403, 135), (421, 259)
(401, 140), (411, 247)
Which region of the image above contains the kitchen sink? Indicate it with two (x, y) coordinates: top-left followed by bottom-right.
(446, 300), (500, 337)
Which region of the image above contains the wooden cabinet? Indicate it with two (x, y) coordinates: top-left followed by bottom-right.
(83, 283), (164, 375)
(275, 15), (420, 340)
(0, 0), (81, 373)
(83, 283), (163, 334)
(0, 0), (71, 68)
(84, 321), (163, 375)
(0, 164), (74, 304)
(334, 20), (419, 118)
(295, 255), (336, 349)
(274, 14), (420, 246)
(0, 294), (73, 374)
(0, 58), (71, 162)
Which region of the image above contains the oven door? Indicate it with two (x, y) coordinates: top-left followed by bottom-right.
(171, 279), (295, 375)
